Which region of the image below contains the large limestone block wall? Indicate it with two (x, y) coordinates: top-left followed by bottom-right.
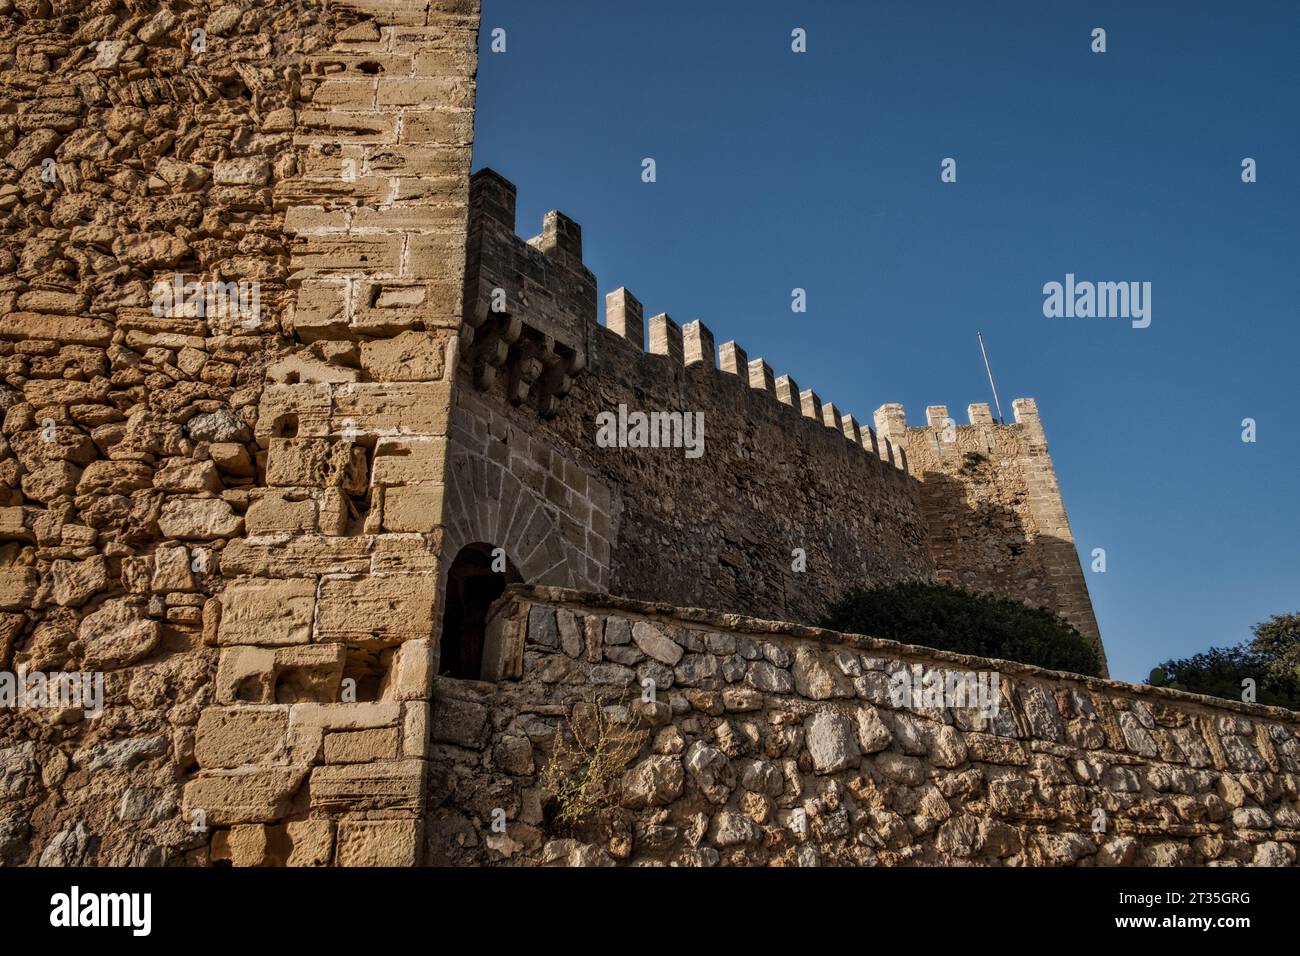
(880, 399), (1105, 671)
(424, 587), (1300, 866)
(192, 0), (479, 867)
(0, 0), (480, 867)
(448, 170), (935, 627)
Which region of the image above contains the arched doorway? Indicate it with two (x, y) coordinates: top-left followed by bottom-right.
(439, 543), (522, 679)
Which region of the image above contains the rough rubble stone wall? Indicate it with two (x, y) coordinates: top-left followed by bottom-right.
(425, 587), (1300, 867)
(880, 398), (1106, 672)
(448, 170), (935, 626)
(0, 0), (349, 869)
(0, 0), (480, 867)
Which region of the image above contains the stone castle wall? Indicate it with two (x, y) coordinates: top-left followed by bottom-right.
(191, 0), (479, 868)
(453, 168), (1100, 651)
(0, 0), (346, 869)
(425, 587), (1299, 867)
(449, 167), (934, 619)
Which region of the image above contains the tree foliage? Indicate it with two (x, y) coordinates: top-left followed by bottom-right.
(1148, 612), (1300, 709)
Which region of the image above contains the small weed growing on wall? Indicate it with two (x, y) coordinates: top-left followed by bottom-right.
(541, 695), (643, 828)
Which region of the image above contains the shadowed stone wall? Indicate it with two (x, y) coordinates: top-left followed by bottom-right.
(882, 398), (1106, 672)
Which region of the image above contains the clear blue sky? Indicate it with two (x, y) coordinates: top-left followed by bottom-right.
(472, 0), (1299, 683)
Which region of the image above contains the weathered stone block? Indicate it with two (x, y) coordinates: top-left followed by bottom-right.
(216, 646), (275, 704)
(295, 235), (403, 273)
(48, 556), (109, 607)
(220, 536), (372, 577)
(20, 461), (82, 502)
(492, 735), (535, 776)
(0, 313), (113, 346)
(431, 696), (488, 748)
(79, 599), (161, 670)
(315, 577), (435, 645)
(152, 544), (198, 593)
(256, 383), (332, 444)
(153, 458), (222, 494)
(335, 819), (421, 867)
(360, 331), (447, 381)
(286, 819), (335, 867)
(218, 578), (317, 646)
(182, 767), (306, 825)
(384, 639), (432, 701)
(291, 281), (349, 342)
(158, 497), (243, 540)
(381, 484), (444, 532)
(402, 701), (430, 759)
(324, 727), (400, 764)
(195, 707), (290, 769)
(331, 382), (450, 435)
(632, 621), (683, 666)
(215, 824), (275, 867)
(309, 759), (423, 811)
(245, 491), (318, 534)
(0, 567), (39, 610)
(856, 705), (893, 754)
(215, 644), (347, 707)
(289, 701), (402, 732)
(793, 646), (856, 700)
(371, 437), (446, 486)
(210, 442), (256, 478)
(266, 439), (367, 493)
(621, 755), (684, 809)
(316, 489), (350, 536)
(805, 710), (860, 774)
(271, 645), (349, 706)
(0, 507), (38, 544)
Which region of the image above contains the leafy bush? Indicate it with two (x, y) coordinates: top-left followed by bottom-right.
(1251, 613), (1300, 695)
(819, 581), (1104, 677)
(1148, 613), (1300, 709)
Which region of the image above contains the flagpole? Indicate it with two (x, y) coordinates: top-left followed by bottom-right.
(977, 331), (1005, 424)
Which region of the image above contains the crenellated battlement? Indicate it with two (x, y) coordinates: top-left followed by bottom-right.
(887, 395), (1106, 671)
(875, 397), (1044, 448)
(599, 288), (911, 475)
(465, 168), (915, 475)
(463, 168), (594, 415)
(464, 171), (1071, 485)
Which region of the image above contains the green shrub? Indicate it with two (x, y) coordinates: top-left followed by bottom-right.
(819, 581), (1104, 677)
